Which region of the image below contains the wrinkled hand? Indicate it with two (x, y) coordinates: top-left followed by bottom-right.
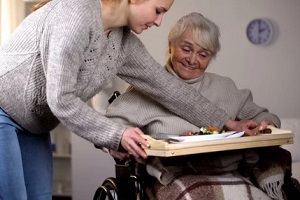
(250, 120), (273, 134)
(225, 119), (273, 136)
(120, 127), (150, 159)
(225, 119), (258, 136)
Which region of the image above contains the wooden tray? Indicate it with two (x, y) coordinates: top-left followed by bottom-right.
(142, 126), (294, 157)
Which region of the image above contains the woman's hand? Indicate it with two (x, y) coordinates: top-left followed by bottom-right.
(120, 127), (150, 159)
(250, 120), (273, 134)
(225, 119), (259, 136)
(225, 119), (273, 136)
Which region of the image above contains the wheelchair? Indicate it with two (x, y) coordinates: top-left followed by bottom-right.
(93, 158), (150, 200)
(93, 91), (150, 200)
(92, 92), (300, 200)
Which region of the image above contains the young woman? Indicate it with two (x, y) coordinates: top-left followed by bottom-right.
(0, 0), (255, 199)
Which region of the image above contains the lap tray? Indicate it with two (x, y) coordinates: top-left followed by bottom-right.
(142, 126), (294, 157)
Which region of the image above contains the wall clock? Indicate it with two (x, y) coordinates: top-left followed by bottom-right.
(246, 18), (274, 45)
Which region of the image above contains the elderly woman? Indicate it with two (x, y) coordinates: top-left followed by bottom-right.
(105, 13), (297, 200)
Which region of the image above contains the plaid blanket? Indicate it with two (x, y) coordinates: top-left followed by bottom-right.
(147, 173), (271, 200)
(144, 147), (292, 200)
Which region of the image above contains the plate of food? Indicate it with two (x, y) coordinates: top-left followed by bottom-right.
(169, 131), (243, 143)
(155, 127), (244, 143)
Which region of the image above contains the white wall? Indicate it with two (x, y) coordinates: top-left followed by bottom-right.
(72, 1), (300, 199)
(0, 0), (25, 44)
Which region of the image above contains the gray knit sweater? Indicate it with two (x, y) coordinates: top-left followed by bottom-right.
(106, 63), (280, 136)
(0, 0), (230, 150)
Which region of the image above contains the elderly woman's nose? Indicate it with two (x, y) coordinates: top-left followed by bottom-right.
(187, 53), (197, 64)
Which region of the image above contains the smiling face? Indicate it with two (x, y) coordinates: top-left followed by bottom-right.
(169, 27), (213, 80)
(128, 0), (174, 34)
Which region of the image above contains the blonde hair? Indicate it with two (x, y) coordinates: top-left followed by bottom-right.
(31, 0), (51, 12)
(168, 12), (220, 56)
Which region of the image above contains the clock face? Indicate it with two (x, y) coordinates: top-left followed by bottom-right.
(246, 19), (273, 45)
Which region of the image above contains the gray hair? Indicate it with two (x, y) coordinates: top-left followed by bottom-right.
(168, 12), (221, 56)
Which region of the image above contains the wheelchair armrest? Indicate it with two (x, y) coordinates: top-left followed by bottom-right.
(108, 91), (121, 104)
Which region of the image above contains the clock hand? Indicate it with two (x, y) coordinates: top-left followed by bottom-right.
(258, 20), (262, 33)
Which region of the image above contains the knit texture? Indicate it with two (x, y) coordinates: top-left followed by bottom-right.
(0, 0), (230, 150)
(106, 64), (281, 137)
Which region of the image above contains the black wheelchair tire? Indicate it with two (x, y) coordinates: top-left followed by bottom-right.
(93, 177), (118, 200)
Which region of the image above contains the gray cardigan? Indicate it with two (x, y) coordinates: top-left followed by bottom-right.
(106, 63), (280, 136)
(0, 0), (229, 150)
(105, 64), (280, 186)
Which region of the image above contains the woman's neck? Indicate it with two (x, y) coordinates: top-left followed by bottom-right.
(101, 0), (128, 35)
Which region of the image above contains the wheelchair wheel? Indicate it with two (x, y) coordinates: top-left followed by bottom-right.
(93, 177), (119, 200)
(130, 175), (140, 195)
(130, 175), (148, 200)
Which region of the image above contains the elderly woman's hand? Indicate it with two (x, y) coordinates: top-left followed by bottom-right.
(251, 120), (273, 134)
(225, 119), (259, 136)
(120, 127), (150, 159)
(225, 119), (274, 136)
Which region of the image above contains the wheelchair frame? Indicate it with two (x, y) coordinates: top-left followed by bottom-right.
(91, 91), (300, 200)
(93, 91), (149, 200)
(93, 159), (149, 200)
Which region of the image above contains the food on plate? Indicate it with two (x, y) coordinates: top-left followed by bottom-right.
(179, 126), (223, 136)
